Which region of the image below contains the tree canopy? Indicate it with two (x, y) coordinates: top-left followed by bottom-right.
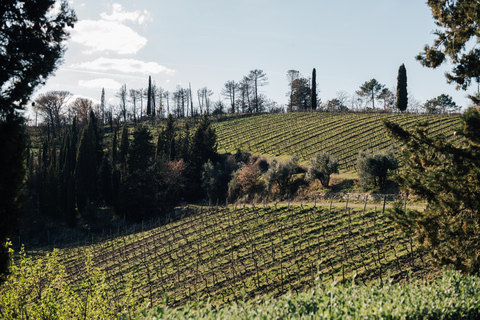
(423, 94), (460, 114)
(0, 0), (76, 284)
(0, 0), (76, 115)
(357, 79), (385, 110)
(416, 0), (480, 104)
(385, 107), (480, 274)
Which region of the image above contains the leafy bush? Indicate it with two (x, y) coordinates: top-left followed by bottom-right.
(305, 152), (339, 187)
(0, 247), (138, 319)
(264, 155), (298, 195)
(357, 148), (398, 188)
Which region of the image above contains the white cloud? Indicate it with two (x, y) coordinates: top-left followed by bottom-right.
(70, 19), (147, 54)
(101, 3), (152, 24)
(72, 57), (175, 75)
(79, 78), (122, 90)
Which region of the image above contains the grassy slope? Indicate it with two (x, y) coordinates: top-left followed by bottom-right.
(212, 112), (461, 169)
(44, 202), (434, 309)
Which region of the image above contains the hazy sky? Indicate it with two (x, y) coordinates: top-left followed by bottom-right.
(35, 0), (474, 112)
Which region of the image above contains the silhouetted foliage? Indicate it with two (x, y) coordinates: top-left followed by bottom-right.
(385, 107), (480, 274)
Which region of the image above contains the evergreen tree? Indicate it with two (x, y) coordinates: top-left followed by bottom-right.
(65, 173), (76, 228)
(190, 113), (217, 173)
(357, 79), (385, 110)
(146, 75), (152, 116)
(0, 0), (75, 282)
(396, 64), (408, 112)
(0, 115), (25, 283)
(310, 68), (317, 110)
(112, 125), (118, 166)
(75, 116), (97, 213)
(126, 125), (155, 173)
(89, 110), (104, 165)
(119, 124), (129, 174)
(416, 1), (480, 104)
(156, 114), (176, 161)
(98, 153), (113, 205)
(385, 107), (480, 274)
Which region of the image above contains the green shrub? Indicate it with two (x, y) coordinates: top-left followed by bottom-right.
(357, 148), (398, 188)
(0, 247), (139, 319)
(305, 152), (339, 187)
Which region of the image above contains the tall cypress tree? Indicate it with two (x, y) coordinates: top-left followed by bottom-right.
(146, 75), (152, 116)
(112, 125), (118, 166)
(119, 124), (129, 175)
(75, 116), (96, 213)
(396, 64), (408, 112)
(310, 68), (317, 110)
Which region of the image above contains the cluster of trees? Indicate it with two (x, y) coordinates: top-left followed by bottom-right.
(0, 0), (76, 284)
(26, 113), (219, 225)
(286, 69), (320, 112)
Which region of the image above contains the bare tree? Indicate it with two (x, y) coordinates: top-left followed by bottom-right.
(221, 80), (239, 113)
(164, 90), (170, 116)
(70, 97), (94, 127)
(129, 89), (139, 124)
(239, 77), (252, 113)
(189, 83), (194, 117)
(336, 91), (350, 108)
(157, 86), (165, 119)
(286, 70), (300, 112)
(33, 90), (73, 136)
(197, 87), (213, 115)
(246, 69), (268, 112)
(116, 84), (128, 123)
(100, 88), (106, 124)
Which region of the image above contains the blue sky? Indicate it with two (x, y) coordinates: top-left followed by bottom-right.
(36, 0), (473, 112)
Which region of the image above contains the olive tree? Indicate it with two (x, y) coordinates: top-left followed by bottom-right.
(357, 149), (398, 188)
(305, 152), (339, 187)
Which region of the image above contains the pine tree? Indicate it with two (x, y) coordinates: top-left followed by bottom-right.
(385, 107), (480, 274)
(310, 68), (317, 110)
(396, 64), (408, 112)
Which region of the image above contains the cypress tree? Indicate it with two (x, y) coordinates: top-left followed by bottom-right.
(155, 128), (166, 162)
(310, 68), (317, 110)
(98, 153), (113, 205)
(146, 75), (152, 116)
(65, 173), (76, 228)
(119, 124), (129, 174)
(396, 64), (408, 112)
(126, 124), (155, 173)
(89, 110), (104, 165)
(75, 116), (96, 213)
(112, 125), (118, 166)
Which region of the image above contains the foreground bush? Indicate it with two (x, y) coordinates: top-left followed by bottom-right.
(0, 248), (138, 319)
(134, 270), (480, 319)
